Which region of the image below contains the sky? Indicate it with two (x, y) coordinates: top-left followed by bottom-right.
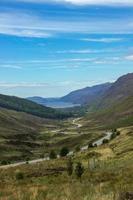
(0, 0), (133, 97)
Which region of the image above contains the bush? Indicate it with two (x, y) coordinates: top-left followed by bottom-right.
(94, 144), (97, 147)
(60, 147), (69, 157)
(49, 150), (57, 159)
(116, 131), (120, 136)
(25, 157), (30, 164)
(111, 130), (120, 140)
(111, 132), (116, 139)
(67, 158), (73, 176)
(88, 143), (93, 148)
(102, 139), (109, 144)
(15, 170), (24, 180)
(75, 162), (84, 181)
(118, 192), (133, 200)
(112, 128), (117, 133)
(87, 151), (101, 158)
(75, 146), (80, 152)
(0, 160), (8, 165)
(40, 154), (45, 159)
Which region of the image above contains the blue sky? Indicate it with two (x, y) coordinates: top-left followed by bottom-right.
(0, 0), (133, 97)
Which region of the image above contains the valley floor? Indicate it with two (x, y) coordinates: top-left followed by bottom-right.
(0, 125), (132, 200)
(0, 113), (104, 163)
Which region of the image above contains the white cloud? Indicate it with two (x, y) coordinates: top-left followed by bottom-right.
(60, 0), (133, 6)
(81, 38), (124, 43)
(56, 48), (121, 54)
(125, 55), (133, 61)
(56, 49), (94, 54)
(6, 0), (133, 6)
(0, 82), (49, 88)
(0, 64), (22, 69)
(0, 12), (52, 38)
(0, 81), (93, 89)
(93, 60), (119, 65)
(1, 58), (95, 64)
(0, 10), (133, 38)
(0, 28), (52, 38)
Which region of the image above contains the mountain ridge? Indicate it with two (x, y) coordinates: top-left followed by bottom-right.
(85, 73), (133, 128)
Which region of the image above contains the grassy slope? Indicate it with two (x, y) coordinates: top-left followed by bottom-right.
(0, 94), (71, 119)
(0, 108), (61, 161)
(84, 96), (133, 129)
(0, 126), (132, 200)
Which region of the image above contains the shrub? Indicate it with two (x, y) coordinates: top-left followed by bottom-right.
(112, 128), (117, 133)
(40, 154), (44, 159)
(87, 151), (101, 158)
(25, 157), (30, 164)
(111, 132), (116, 139)
(116, 131), (120, 136)
(49, 150), (57, 159)
(88, 143), (93, 148)
(67, 158), (73, 176)
(94, 144), (97, 147)
(60, 147), (69, 157)
(102, 139), (109, 144)
(118, 192), (133, 200)
(75, 162), (84, 181)
(0, 160), (8, 165)
(15, 170), (24, 180)
(111, 130), (120, 140)
(75, 146), (80, 152)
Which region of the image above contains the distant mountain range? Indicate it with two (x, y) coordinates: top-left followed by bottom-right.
(28, 82), (113, 108)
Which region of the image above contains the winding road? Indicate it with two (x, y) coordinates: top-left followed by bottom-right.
(0, 118), (113, 169)
(72, 118), (83, 128)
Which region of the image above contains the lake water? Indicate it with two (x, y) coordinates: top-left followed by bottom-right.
(44, 101), (80, 108)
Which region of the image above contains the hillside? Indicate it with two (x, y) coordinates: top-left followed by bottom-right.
(0, 94), (71, 119)
(61, 83), (112, 105)
(0, 125), (132, 200)
(84, 73), (133, 128)
(28, 97), (61, 104)
(98, 73), (133, 109)
(0, 108), (56, 161)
